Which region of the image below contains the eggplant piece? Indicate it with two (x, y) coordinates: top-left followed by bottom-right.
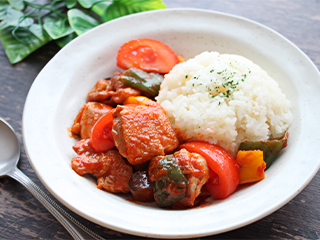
(119, 67), (163, 98)
(150, 155), (187, 208)
(129, 171), (154, 202)
(238, 133), (288, 169)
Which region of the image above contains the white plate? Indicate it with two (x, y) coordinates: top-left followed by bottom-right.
(22, 8), (320, 238)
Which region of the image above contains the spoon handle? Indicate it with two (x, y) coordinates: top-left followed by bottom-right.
(8, 167), (105, 240)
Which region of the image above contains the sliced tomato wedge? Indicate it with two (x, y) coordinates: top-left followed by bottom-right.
(90, 109), (115, 152)
(116, 38), (180, 74)
(179, 142), (240, 200)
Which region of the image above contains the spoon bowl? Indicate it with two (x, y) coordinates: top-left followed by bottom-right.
(0, 118), (20, 176)
(0, 117), (105, 240)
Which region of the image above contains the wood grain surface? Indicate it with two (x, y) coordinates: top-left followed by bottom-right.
(0, 0), (319, 239)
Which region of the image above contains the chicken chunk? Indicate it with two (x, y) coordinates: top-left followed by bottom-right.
(172, 149), (209, 208)
(72, 152), (110, 178)
(112, 101), (179, 165)
(87, 71), (141, 106)
(70, 102), (112, 139)
(96, 151), (133, 193)
(148, 148), (209, 208)
(71, 143), (133, 193)
(72, 138), (95, 155)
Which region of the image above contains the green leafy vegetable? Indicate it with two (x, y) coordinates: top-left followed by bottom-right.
(0, 0), (167, 64)
(0, 1), (11, 21)
(7, 0), (24, 11)
(6, 7), (33, 27)
(55, 31), (77, 48)
(68, 8), (99, 36)
(78, 0), (102, 9)
(43, 16), (74, 39)
(0, 20), (50, 63)
(29, 23), (52, 42)
(91, 1), (109, 16)
(102, 0), (166, 22)
(63, 0), (77, 9)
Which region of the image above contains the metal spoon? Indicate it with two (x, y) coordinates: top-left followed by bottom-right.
(0, 117), (105, 240)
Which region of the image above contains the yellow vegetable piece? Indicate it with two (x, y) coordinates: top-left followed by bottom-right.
(123, 96), (151, 105)
(177, 55), (186, 62)
(236, 150), (266, 184)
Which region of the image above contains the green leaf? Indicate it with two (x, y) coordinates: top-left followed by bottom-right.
(0, 1), (10, 20)
(55, 31), (77, 47)
(43, 16), (74, 39)
(91, 1), (109, 16)
(62, 0), (77, 8)
(29, 23), (52, 42)
(68, 9), (99, 35)
(0, 21), (51, 64)
(6, 7), (34, 27)
(12, 26), (32, 43)
(102, 0), (166, 22)
(78, 0), (102, 9)
(7, 0), (24, 11)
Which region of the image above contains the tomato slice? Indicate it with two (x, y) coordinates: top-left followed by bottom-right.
(116, 38), (180, 74)
(179, 142), (240, 200)
(90, 110), (115, 152)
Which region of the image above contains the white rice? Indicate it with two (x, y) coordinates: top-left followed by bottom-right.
(156, 51), (292, 156)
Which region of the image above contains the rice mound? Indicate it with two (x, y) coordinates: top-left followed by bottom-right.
(156, 51), (292, 156)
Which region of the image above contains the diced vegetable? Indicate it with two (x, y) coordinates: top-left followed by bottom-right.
(123, 96), (151, 105)
(116, 38), (180, 74)
(177, 55), (186, 62)
(179, 142), (240, 200)
(236, 150), (266, 184)
(129, 171), (154, 202)
(90, 110), (115, 152)
(119, 68), (163, 98)
(151, 155), (187, 208)
(238, 133), (288, 169)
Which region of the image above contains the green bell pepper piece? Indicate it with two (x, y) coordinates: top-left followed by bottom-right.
(153, 155), (187, 208)
(238, 133), (288, 170)
(119, 67), (163, 98)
